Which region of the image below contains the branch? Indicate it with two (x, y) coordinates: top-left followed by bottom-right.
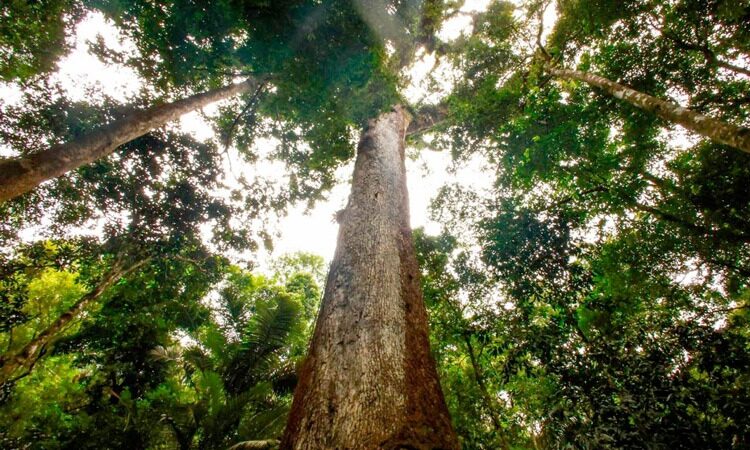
(406, 103), (449, 137)
(535, 0), (553, 62)
(222, 80), (269, 153)
(463, 334), (511, 449)
(703, 303), (749, 315)
(646, 11), (750, 78)
(0, 256), (151, 384)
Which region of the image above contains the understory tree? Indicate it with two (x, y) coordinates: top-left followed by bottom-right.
(1, 255), (321, 449)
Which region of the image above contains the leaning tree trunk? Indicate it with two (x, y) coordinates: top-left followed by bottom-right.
(546, 65), (750, 154)
(0, 258), (148, 384)
(280, 105), (459, 450)
(0, 78), (258, 203)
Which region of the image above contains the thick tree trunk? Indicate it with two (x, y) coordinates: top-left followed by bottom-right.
(0, 79), (258, 203)
(280, 105), (459, 450)
(546, 65), (750, 154)
(0, 258), (148, 384)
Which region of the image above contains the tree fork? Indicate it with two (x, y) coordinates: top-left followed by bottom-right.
(280, 105), (459, 449)
(0, 78), (258, 203)
(546, 65), (750, 154)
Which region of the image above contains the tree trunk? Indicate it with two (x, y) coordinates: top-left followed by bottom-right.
(280, 105), (459, 450)
(0, 79), (258, 203)
(0, 258), (148, 384)
(546, 65), (750, 154)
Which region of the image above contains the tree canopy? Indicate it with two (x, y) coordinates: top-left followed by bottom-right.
(1, 0), (749, 448)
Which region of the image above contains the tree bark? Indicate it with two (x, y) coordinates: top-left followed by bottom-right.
(546, 65), (750, 154)
(0, 79), (258, 203)
(0, 258), (148, 384)
(280, 105), (459, 450)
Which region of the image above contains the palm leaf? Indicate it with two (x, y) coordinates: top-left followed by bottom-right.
(237, 401), (290, 442)
(243, 294), (300, 352)
(227, 439), (279, 450)
(223, 295), (301, 394)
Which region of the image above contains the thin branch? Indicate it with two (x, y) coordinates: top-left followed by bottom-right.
(463, 333), (511, 450)
(406, 103), (449, 137)
(222, 81), (268, 154)
(535, 0), (553, 62)
(646, 11), (750, 77)
(703, 303), (749, 316)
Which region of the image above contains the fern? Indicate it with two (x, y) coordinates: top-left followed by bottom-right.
(223, 295), (302, 394)
(244, 294), (301, 352)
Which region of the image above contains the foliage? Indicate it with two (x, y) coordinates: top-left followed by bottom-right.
(2, 0), (750, 448)
(0, 0), (84, 81)
(85, 0), (439, 202)
(0, 258), (320, 449)
(422, 0), (750, 448)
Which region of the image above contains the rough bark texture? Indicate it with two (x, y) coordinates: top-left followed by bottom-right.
(0, 79), (257, 203)
(280, 106), (459, 450)
(0, 258), (148, 384)
(547, 65), (750, 154)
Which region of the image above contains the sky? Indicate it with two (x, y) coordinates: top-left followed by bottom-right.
(1, 1), (497, 271)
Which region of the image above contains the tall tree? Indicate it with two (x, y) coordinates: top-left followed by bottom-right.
(0, 90), (271, 386)
(425, 2), (750, 446)
(85, 0), (461, 444)
(540, 0), (750, 152)
(543, 63), (750, 153)
(281, 107), (458, 449)
(0, 78), (258, 203)
(3, 1), (460, 446)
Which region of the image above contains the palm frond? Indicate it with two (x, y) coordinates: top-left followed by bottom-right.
(243, 294), (301, 352)
(182, 345), (213, 372)
(199, 384), (264, 450)
(223, 295), (301, 394)
(237, 401), (290, 442)
(148, 344), (181, 362)
(227, 439), (279, 450)
(195, 370), (226, 414)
